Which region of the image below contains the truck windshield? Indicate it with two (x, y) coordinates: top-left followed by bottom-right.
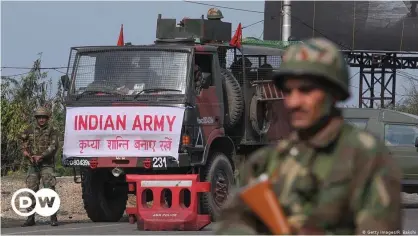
(71, 50), (189, 96)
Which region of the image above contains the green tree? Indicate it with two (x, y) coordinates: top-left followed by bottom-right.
(394, 82), (418, 115)
(1, 57), (70, 176)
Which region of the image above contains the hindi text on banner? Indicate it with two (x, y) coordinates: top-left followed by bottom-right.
(63, 106), (185, 161)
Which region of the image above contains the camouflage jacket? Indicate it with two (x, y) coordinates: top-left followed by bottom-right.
(215, 116), (402, 235)
(21, 123), (58, 166)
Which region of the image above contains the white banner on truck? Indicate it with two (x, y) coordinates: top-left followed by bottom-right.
(63, 106), (185, 161)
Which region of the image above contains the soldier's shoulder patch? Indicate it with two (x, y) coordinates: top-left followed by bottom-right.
(357, 131), (377, 150)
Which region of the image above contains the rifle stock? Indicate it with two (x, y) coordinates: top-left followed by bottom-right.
(239, 174), (291, 235)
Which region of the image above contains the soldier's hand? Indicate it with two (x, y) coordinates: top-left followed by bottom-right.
(32, 155), (42, 163)
(23, 151), (30, 158)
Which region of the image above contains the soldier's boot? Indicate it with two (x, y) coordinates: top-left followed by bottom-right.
(50, 214), (58, 226)
(21, 214), (35, 227)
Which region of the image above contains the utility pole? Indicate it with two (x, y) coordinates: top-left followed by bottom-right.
(282, 0), (291, 41)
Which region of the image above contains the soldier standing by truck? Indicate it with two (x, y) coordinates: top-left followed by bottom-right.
(215, 38), (402, 234)
(20, 107), (59, 227)
(206, 8), (228, 69)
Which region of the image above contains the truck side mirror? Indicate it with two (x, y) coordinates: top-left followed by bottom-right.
(415, 137), (418, 148)
(61, 75), (71, 91)
(201, 72), (212, 89)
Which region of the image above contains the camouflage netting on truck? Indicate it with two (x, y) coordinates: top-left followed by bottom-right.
(241, 38), (303, 50)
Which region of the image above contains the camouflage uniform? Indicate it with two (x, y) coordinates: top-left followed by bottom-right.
(215, 38), (402, 234)
(20, 107), (59, 227)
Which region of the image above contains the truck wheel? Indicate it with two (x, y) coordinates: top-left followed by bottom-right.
(81, 169), (128, 222)
(202, 152), (234, 221)
(250, 94), (273, 136)
(221, 69), (244, 128)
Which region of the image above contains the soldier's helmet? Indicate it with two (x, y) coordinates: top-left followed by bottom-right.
(273, 38), (350, 101)
(207, 8), (224, 20)
(34, 107), (50, 118)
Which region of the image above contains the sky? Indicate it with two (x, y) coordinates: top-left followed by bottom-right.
(1, 0), (417, 107)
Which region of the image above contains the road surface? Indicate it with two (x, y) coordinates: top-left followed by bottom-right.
(2, 209), (418, 235)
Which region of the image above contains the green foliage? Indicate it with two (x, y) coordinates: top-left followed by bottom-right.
(393, 83), (418, 115)
(1, 57), (72, 176)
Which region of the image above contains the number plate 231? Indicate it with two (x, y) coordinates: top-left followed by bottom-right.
(152, 157), (167, 169)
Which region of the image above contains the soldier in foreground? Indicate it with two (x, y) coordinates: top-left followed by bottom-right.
(20, 107), (59, 227)
(215, 38), (402, 234)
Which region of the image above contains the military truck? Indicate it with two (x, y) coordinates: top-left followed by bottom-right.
(60, 14), (291, 222)
(342, 107), (418, 193)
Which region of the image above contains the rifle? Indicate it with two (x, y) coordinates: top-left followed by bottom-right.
(238, 173), (292, 235)
(29, 154), (41, 171)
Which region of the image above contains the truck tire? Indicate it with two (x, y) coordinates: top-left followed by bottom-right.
(201, 152), (234, 221)
(250, 94), (272, 136)
(81, 169), (128, 222)
(221, 69), (244, 128)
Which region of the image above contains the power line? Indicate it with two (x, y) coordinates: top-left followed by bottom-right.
(349, 71), (360, 80)
(1, 71), (32, 78)
(242, 19), (264, 30)
(3, 2), (412, 72)
(184, 0), (352, 50)
(349, 82), (415, 97)
(53, 69), (67, 74)
(258, 30), (264, 40)
(182, 0), (267, 34)
(401, 70), (418, 78)
(3, 1), (417, 97)
(183, 0), (263, 14)
(398, 72), (418, 83)
(1, 66), (68, 70)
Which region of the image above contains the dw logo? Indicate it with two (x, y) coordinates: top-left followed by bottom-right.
(11, 188), (61, 217)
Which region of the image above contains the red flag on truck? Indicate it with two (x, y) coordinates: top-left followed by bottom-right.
(117, 24), (124, 46)
(230, 23), (242, 48)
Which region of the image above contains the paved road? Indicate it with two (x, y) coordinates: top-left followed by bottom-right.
(2, 209), (418, 235)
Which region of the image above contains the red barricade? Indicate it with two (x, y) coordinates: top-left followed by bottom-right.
(126, 207), (137, 224)
(126, 183), (137, 224)
(125, 174), (211, 231)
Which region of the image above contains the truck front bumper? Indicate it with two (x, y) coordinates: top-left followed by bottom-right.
(62, 153), (192, 170)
